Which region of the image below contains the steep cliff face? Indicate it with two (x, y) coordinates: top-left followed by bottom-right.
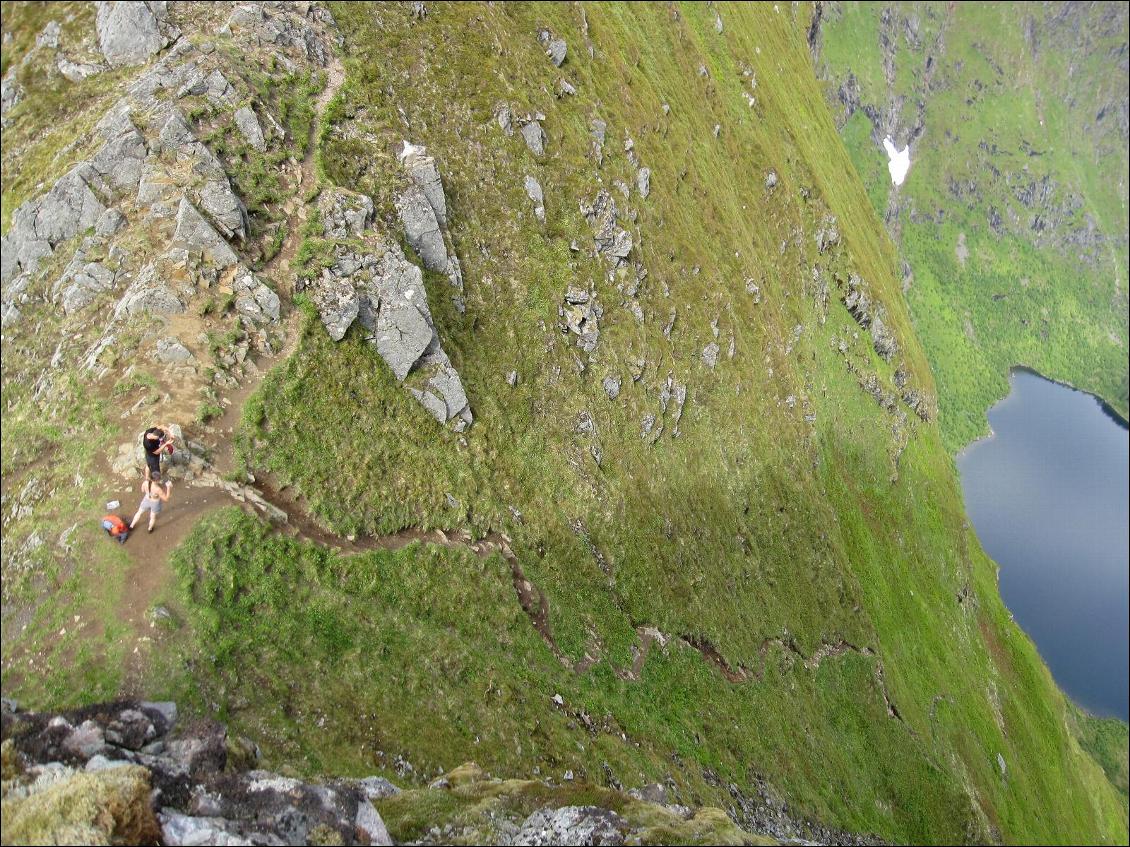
(1, 3), (1126, 845)
(813, 1), (1129, 449)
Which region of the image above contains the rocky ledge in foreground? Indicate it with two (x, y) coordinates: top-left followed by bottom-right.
(0, 699), (768, 845)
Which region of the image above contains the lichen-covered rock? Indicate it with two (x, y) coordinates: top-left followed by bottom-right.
(2, 701), (394, 847)
(545, 38), (567, 67)
(57, 57), (105, 83)
(221, 3), (338, 67)
(512, 805), (628, 846)
(156, 337), (193, 363)
(371, 277), (436, 381)
(702, 342), (720, 369)
(95, 1), (168, 67)
(232, 271), (280, 326)
(312, 275), (361, 341)
(95, 208), (127, 237)
(198, 179), (248, 240)
(581, 190), (633, 266)
(59, 260), (116, 315)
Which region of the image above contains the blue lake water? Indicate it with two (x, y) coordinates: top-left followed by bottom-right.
(957, 368), (1129, 721)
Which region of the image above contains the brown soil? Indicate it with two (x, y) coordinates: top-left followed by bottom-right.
(111, 59), (347, 693)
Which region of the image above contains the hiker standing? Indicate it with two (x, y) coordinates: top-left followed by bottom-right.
(130, 472), (172, 534)
(142, 424), (173, 479)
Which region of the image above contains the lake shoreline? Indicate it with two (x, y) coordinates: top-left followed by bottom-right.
(1010, 365), (1130, 430)
(957, 367), (1129, 722)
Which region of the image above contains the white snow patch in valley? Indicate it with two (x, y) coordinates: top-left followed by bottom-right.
(882, 136), (911, 186)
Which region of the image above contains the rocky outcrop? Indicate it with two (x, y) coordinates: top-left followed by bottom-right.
(395, 142), (466, 312)
(559, 285), (602, 354)
(311, 187), (472, 430)
(171, 196), (240, 267)
(1, 166), (104, 286)
(581, 190), (633, 267)
(234, 105), (266, 152)
(2, 700), (765, 847)
(1, 699), (393, 846)
(840, 273), (899, 362)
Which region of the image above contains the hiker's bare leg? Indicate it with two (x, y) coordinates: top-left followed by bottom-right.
(130, 510), (145, 530)
(148, 514), (157, 532)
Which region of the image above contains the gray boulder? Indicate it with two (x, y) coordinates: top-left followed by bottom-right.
(34, 167), (107, 245)
(232, 271), (280, 326)
(426, 364), (471, 423)
(512, 806), (627, 846)
(372, 289), (435, 381)
(57, 57), (105, 82)
(408, 387), (449, 424)
(590, 119), (606, 164)
(198, 180), (247, 240)
(636, 167), (650, 198)
(1, 73), (23, 118)
(602, 375), (621, 400)
(155, 337), (193, 363)
(870, 314), (898, 361)
(60, 261), (116, 315)
(400, 146), (447, 229)
(37, 20), (61, 49)
(356, 776), (401, 801)
(525, 175), (545, 223)
(356, 800), (393, 846)
(702, 342), (720, 369)
(156, 106), (196, 152)
(521, 120), (547, 156)
(95, 208), (127, 237)
(581, 190), (633, 266)
(313, 276), (361, 341)
(160, 811), (250, 846)
(319, 188), (374, 239)
(172, 196), (238, 266)
(395, 185), (447, 272)
(1, 165), (105, 284)
(90, 107), (148, 193)
(96, 1), (167, 67)
(546, 38), (567, 67)
(114, 263), (184, 319)
(233, 105), (266, 152)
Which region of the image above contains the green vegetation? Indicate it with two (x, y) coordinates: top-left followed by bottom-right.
(1071, 706), (1130, 799)
(372, 764), (766, 845)
(2, 2), (1125, 843)
(136, 3), (1125, 842)
(817, 2), (1129, 450)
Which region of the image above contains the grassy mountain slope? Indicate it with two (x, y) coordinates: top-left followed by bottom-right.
(1, 2), (1126, 844)
(815, 1), (1129, 451)
(149, 3), (1123, 842)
